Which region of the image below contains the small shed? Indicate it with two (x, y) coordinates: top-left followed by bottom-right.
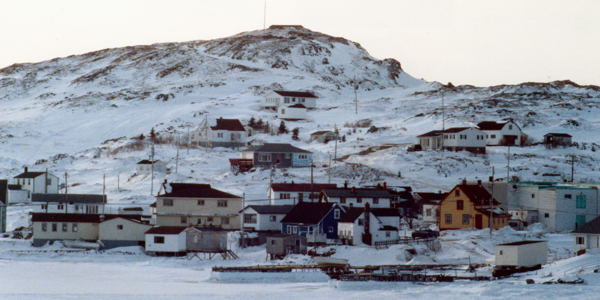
(144, 226), (187, 256)
(573, 216), (600, 252)
(266, 234), (307, 259)
(136, 160), (167, 175)
(185, 227), (229, 252)
(543, 133), (572, 148)
(493, 240), (547, 277)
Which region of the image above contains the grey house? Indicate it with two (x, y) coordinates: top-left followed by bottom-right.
(33, 193), (107, 214)
(185, 227), (229, 252)
(243, 143), (313, 168)
(544, 133), (572, 148)
(266, 234), (307, 259)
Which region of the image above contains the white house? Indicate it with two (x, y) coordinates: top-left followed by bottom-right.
(338, 207), (401, 246)
(495, 240), (548, 268)
(417, 127), (486, 153)
(240, 205), (294, 232)
(477, 120), (523, 146)
(414, 192), (446, 225)
(194, 117), (247, 148)
(573, 216), (600, 252)
(268, 182), (337, 205)
(136, 160), (167, 175)
(32, 193), (107, 214)
(321, 186), (393, 208)
(507, 183), (599, 232)
(99, 217), (152, 249)
(264, 90), (318, 109)
(144, 226), (187, 255)
(11, 168), (59, 203)
(277, 104), (307, 120)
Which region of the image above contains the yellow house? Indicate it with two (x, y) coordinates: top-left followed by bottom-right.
(439, 181), (510, 231)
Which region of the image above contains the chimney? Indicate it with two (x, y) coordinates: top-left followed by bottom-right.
(344, 181), (348, 189)
(383, 182), (387, 190)
(351, 187), (356, 193)
(362, 202), (372, 245)
(462, 179), (467, 185)
(477, 179), (482, 186)
(24, 166), (28, 173)
(489, 176), (494, 183)
(376, 183), (381, 189)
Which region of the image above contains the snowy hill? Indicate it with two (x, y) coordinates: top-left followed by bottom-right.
(1, 25), (600, 230)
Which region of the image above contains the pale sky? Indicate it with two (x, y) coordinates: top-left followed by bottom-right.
(1, 0), (599, 86)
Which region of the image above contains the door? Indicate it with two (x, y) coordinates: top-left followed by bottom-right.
(475, 214), (483, 229)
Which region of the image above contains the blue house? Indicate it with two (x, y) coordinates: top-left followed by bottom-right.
(280, 202), (345, 244)
(244, 143), (312, 168)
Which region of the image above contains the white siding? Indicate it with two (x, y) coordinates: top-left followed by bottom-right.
(145, 232), (186, 253)
(495, 242), (547, 267)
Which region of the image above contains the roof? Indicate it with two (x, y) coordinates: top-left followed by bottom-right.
(339, 207), (364, 222)
(0, 180), (7, 204)
(145, 226), (187, 235)
(477, 121), (508, 130)
(242, 205), (294, 214)
(273, 90), (318, 98)
(287, 103), (307, 108)
(371, 208), (402, 217)
(417, 127), (472, 137)
(211, 118), (245, 131)
(14, 171), (46, 179)
(455, 184), (500, 206)
(322, 188), (393, 199)
(573, 216), (600, 234)
(281, 202), (336, 224)
(497, 240), (546, 246)
(137, 160), (159, 165)
(159, 183), (240, 199)
(31, 213), (143, 223)
(339, 207), (401, 223)
(416, 192), (447, 204)
(32, 193), (107, 204)
(271, 183), (337, 193)
(544, 133), (572, 138)
(252, 143), (311, 154)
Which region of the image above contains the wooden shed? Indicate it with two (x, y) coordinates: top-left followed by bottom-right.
(266, 234), (307, 259)
(185, 227), (229, 252)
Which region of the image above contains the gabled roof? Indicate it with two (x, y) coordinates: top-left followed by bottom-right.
(544, 133), (572, 138)
(322, 188), (393, 199)
(32, 193), (107, 204)
(241, 205), (294, 214)
(455, 184), (500, 206)
(271, 183), (337, 192)
(573, 216), (600, 234)
(211, 118), (245, 131)
(339, 207), (364, 222)
(339, 207), (401, 223)
(416, 192), (448, 205)
(281, 202), (337, 224)
(159, 183), (240, 199)
(14, 171), (46, 179)
(273, 90), (318, 98)
(417, 127), (473, 138)
(497, 240), (545, 246)
(287, 103), (307, 108)
(252, 143), (311, 154)
(145, 226), (187, 235)
(477, 121), (508, 131)
(31, 213), (143, 223)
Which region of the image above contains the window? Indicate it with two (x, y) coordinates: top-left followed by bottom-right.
(207, 217), (213, 222)
(445, 214), (452, 224)
(531, 193), (535, 199)
(197, 200), (205, 206)
(426, 209), (432, 217)
(280, 193), (291, 199)
(499, 250), (503, 255)
(328, 226), (334, 233)
(576, 194), (587, 209)
(284, 97), (290, 103)
(218, 200), (228, 207)
(117, 224), (124, 230)
(565, 194), (572, 199)
(509, 125), (513, 130)
(221, 217), (230, 225)
(340, 197), (346, 204)
(577, 236), (585, 245)
(491, 134), (496, 139)
(308, 226), (313, 234)
(457, 200), (464, 210)
(544, 213), (550, 218)
(163, 199), (173, 206)
(292, 226), (298, 234)
(455, 189), (460, 196)
(269, 215), (277, 222)
(576, 215), (586, 227)
(41, 223), (47, 232)
(358, 218), (364, 226)
(47, 179), (52, 185)
(271, 240), (276, 245)
(258, 154), (272, 162)
(154, 236), (165, 244)
(357, 197), (362, 203)
(287, 226), (292, 234)
(373, 198), (379, 204)
(281, 109), (286, 114)
(52, 223), (57, 232)
(462, 214), (470, 225)
(180, 216), (187, 224)
(72, 223), (78, 232)
(41, 204), (47, 210)
(334, 209), (341, 220)
(217, 133), (224, 138)
(58, 204), (64, 210)
(244, 214), (257, 224)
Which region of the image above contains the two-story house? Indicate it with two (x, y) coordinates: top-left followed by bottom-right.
(155, 182), (242, 230)
(239, 205), (294, 232)
(439, 180), (510, 231)
(241, 143), (312, 169)
(268, 182), (337, 205)
(417, 127), (486, 153)
(338, 206), (402, 246)
(264, 90), (318, 109)
(320, 186), (393, 208)
(194, 117), (247, 148)
(33, 193), (107, 214)
(280, 202), (345, 244)
(477, 120), (523, 146)
(11, 168), (59, 203)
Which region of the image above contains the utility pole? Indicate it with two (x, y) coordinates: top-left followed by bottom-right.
(570, 154), (576, 182)
(506, 145), (511, 182)
(333, 125), (338, 163)
(64, 172), (68, 194)
(150, 142), (155, 196)
(328, 153), (332, 184)
(310, 163), (315, 201)
(490, 166), (495, 237)
(103, 173), (106, 195)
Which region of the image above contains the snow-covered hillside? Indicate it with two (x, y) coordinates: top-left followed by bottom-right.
(2, 25), (600, 230)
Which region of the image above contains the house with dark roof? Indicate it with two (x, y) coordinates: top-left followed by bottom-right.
(573, 216), (600, 252)
(31, 213), (146, 247)
(277, 103), (308, 120)
(439, 180), (510, 231)
(321, 185), (394, 208)
(414, 192), (448, 225)
(476, 120), (523, 146)
(33, 193), (107, 215)
(268, 182), (337, 205)
(194, 117), (248, 148)
(144, 226), (187, 255)
(0, 180), (7, 233)
(543, 133), (572, 149)
(338, 206), (402, 245)
(136, 159), (166, 175)
(11, 167), (59, 203)
(264, 90), (318, 109)
(417, 127), (486, 153)
(280, 202), (345, 244)
(240, 143), (312, 168)
(155, 182), (242, 230)
(239, 205), (294, 231)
